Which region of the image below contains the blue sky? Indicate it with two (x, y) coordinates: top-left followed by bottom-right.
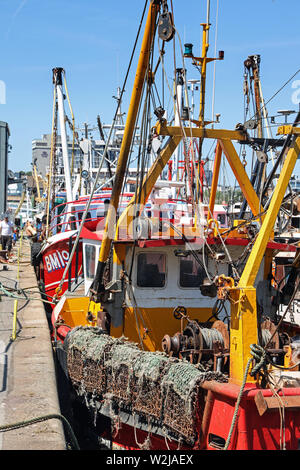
(1, 0), (300, 178)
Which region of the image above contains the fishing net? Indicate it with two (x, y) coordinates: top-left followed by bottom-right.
(66, 326), (228, 446)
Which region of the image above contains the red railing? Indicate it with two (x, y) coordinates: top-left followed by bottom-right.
(49, 194), (134, 235)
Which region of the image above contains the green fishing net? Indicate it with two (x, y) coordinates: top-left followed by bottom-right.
(66, 326), (227, 445)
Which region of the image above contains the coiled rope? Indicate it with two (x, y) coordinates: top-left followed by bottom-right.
(0, 413), (80, 450)
(201, 327), (224, 349)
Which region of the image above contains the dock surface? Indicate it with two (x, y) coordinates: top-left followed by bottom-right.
(0, 238), (66, 450)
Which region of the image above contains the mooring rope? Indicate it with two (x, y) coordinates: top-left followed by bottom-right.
(223, 342), (285, 450)
(0, 413), (80, 450)
(223, 356), (253, 450)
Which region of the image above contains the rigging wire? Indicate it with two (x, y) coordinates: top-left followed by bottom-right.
(63, 71), (76, 176)
(248, 67), (300, 123)
(46, 86), (57, 239)
(172, 25), (241, 280)
(127, 18), (159, 282)
(155, 21), (237, 279)
(53, 0), (150, 299)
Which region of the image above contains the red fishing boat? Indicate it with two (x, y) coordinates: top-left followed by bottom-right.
(51, 0), (300, 451)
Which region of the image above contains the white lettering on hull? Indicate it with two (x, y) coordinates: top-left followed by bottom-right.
(45, 250), (69, 273)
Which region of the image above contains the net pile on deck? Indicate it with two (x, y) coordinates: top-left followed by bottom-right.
(66, 326), (228, 446)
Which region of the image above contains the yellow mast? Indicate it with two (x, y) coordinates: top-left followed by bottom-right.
(198, 22), (210, 126)
(90, 0), (161, 299)
(184, 3), (223, 210)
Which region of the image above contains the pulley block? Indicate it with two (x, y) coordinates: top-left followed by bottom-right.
(158, 11), (175, 42)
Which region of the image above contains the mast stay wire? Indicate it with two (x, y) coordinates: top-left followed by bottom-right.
(242, 60), (293, 186)
(171, 24), (241, 280)
(247, 66), (300, 193)
(122, 33), (160, 346)
(124, 7), (213, 279)
(62, 70), (76, 176)
(140, 5), (241, 281)
(157, 31), (226, 279)
(155, 17), (236, 279)
(248, 67), (300, 125)
(46, 86), (57, 239)
(170, 26), (214, 280)
(128, 23), (160, 281)
(53, 0), (150, 300)
(119, 6), (159, 215)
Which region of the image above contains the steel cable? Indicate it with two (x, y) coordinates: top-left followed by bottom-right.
(54, 0), (150, 300)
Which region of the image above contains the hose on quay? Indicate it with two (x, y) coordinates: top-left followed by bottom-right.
(0, 413), (80, 450)
(0, 281), (55, 306)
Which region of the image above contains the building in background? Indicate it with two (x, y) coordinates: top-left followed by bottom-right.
(32, 133), (114, 180)
(32, 131), (139, 193)
(0, 121), (10, 216)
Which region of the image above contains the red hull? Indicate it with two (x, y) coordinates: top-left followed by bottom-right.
(40, 235), (83, 307)
(111, 383), (300, 450)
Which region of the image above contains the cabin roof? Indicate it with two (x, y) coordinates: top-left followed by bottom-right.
(80, 225), (296, 253)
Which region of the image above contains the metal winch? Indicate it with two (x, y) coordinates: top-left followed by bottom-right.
(161, 307), (293, 371)
(161, 306), (230, 369)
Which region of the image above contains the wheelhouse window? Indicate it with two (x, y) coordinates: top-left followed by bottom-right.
(179, 255), (206, 288)
(85, 244), (96, 279)
(217, 213), (226, 226)
(137, 252), (166, 288)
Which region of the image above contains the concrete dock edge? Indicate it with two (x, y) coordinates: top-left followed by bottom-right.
(0, 240), (67, 450)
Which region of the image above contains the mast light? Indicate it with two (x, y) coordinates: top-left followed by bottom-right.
(184, 43), (194, 57)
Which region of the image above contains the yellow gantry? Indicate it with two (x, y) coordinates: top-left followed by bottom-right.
(153, 123), (300, 384)
(102, 114), (300, 385)
(228, 132), (300, 384)
(89, 0), (300, 386)
(156, 121), (264, 219)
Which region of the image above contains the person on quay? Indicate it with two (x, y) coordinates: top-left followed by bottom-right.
(0, 215), (14, 257)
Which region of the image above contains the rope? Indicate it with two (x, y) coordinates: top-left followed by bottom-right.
(248, 67), (300, 123)
(0, 282), (55, 306)
(260, 328), (272, 348)
(223, 356), (252, 450)
(54, 0), (150, 301)
(201, 327), (224, 349)
(122, 271), (148, 350)
(165, 25), (241, 280)
(223, 342), (270, 450)
(249, 344), (268, 378)
(0, 413), (80, 450)
(224, 278), (300, 448)
(223, 339), (288, 450)
(268, 382), (286, 450)
(265, 275), (300, 350)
